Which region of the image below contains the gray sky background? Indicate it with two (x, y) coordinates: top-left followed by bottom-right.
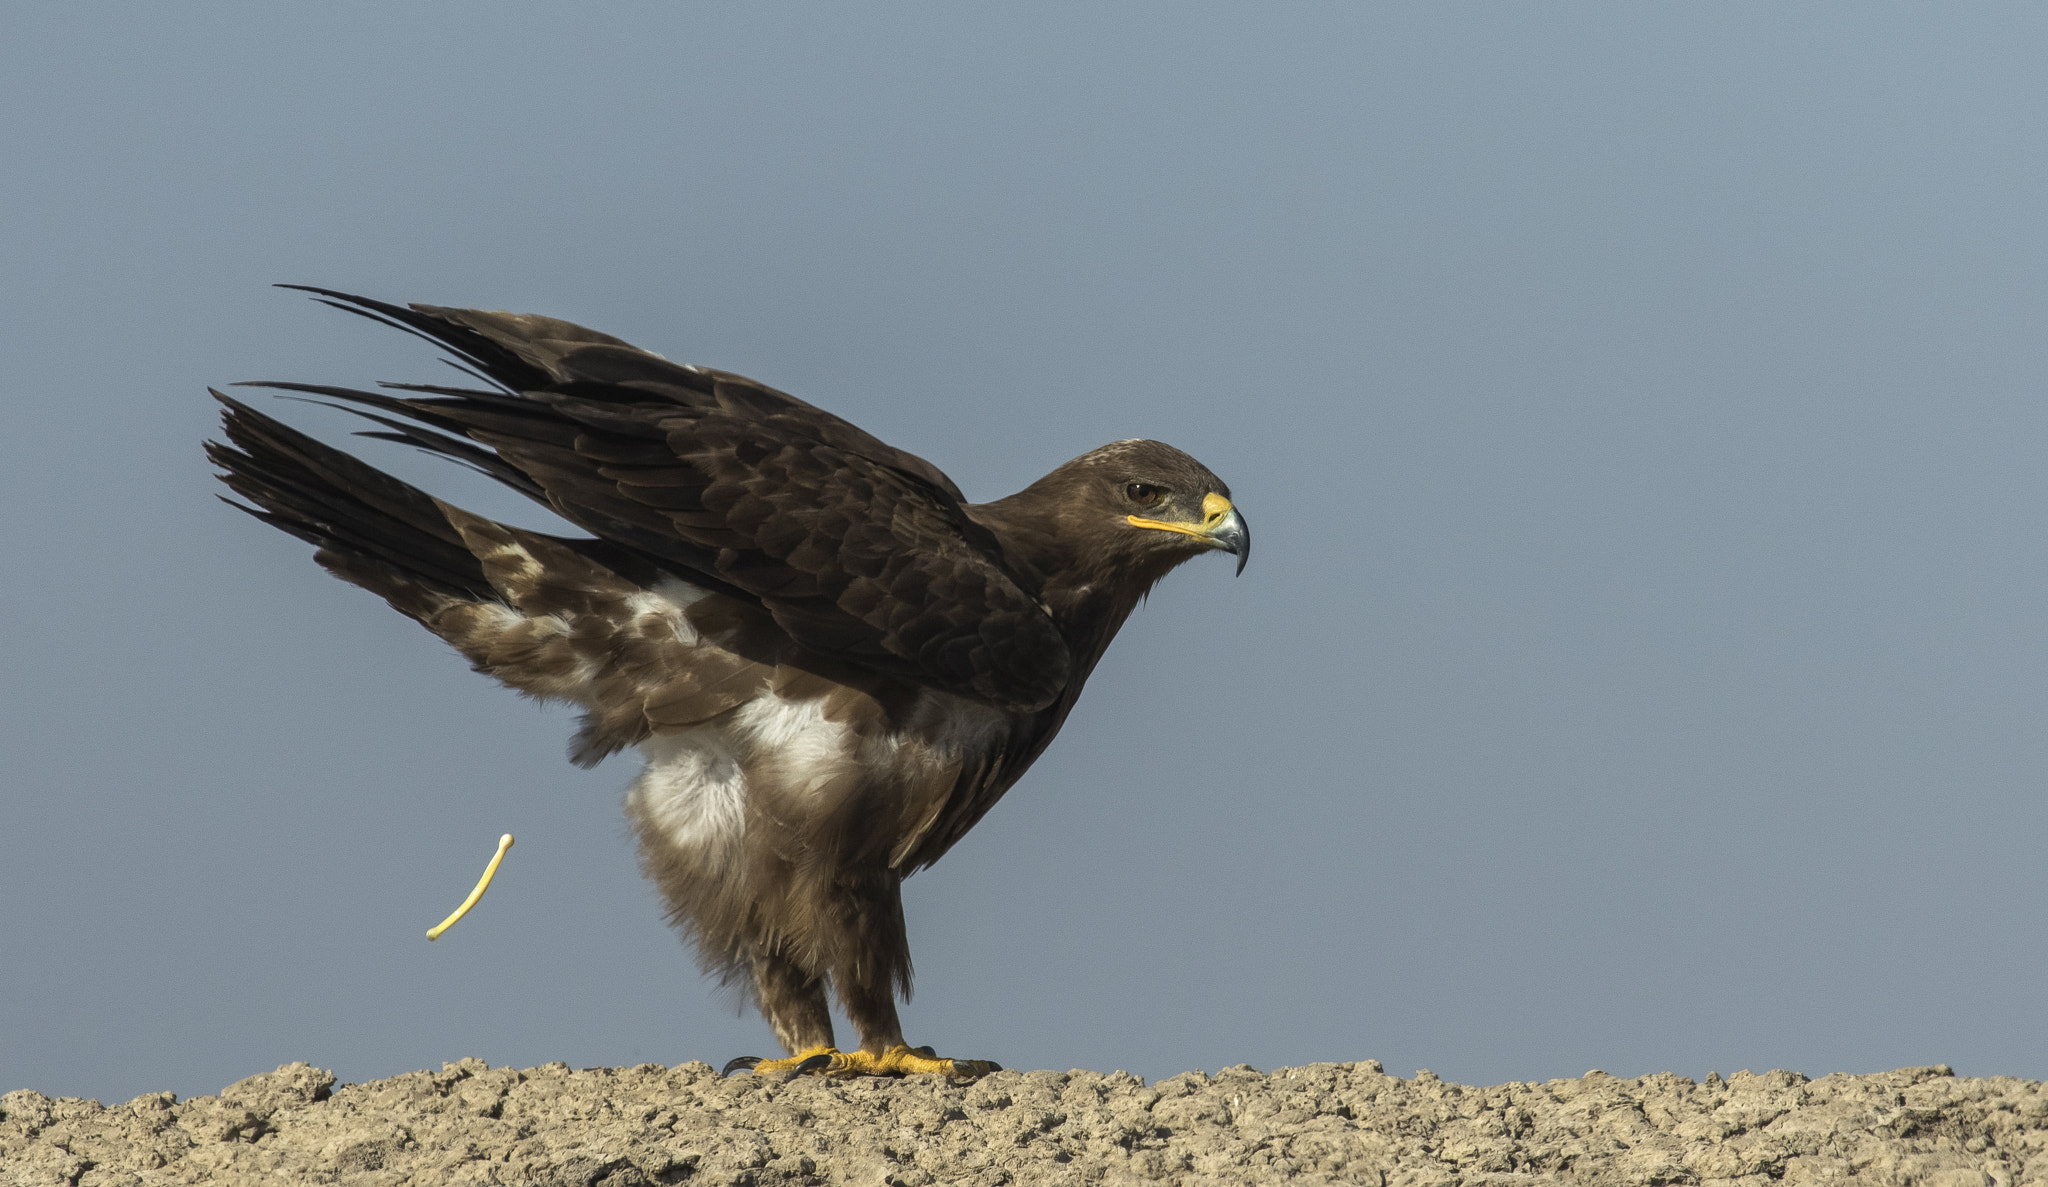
(6, 5), (2047, 1105)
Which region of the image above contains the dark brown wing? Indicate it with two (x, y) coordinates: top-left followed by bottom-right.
(248, 289), (1071, 714)
(208, 392), (785, 767)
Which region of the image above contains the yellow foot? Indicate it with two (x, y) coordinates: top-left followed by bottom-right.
(722, 1045), (838, 1076)
(721, 1044), (1000, 1078)
(823, 1044), (1001, 1078)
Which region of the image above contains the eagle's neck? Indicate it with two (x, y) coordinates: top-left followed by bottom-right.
(965, 497), (1177, 685)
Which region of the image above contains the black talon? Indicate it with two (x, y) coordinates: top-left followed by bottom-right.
(793, 1052), (835, 1074)
(722, 1056), (762, 1076)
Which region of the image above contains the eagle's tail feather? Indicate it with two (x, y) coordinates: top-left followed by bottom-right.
(207, 390), (499, 618)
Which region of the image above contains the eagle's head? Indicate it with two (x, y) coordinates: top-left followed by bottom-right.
(979, 438), (1249, 600)
(1078, 438), (1249, 578)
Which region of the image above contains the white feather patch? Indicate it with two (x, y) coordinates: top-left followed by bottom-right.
(630, 576), (712, 649)
(629, 727), (748, 854)
(734, 694), (856, 799)
(621, 598), (1012, 867)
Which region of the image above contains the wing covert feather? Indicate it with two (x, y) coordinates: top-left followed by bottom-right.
(262, 292), (1071, 713)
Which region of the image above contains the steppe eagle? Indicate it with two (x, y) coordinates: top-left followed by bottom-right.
(208, 289), (1250, 1076)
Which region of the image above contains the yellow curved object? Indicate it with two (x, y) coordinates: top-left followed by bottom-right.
(425, 834), (514, 940)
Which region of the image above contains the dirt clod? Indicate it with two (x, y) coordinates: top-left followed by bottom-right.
(5, 1059), (2043, 1185)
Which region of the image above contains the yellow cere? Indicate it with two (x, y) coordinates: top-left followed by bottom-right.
(426, 833), (515, 941)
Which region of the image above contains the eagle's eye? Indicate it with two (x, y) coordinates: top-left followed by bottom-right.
(1124, 482), (1165, 509)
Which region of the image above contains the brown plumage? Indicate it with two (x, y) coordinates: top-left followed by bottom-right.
(208, 288), (1249, 1072)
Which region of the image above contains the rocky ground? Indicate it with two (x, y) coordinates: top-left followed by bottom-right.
(5, 1058), (2045, 1186)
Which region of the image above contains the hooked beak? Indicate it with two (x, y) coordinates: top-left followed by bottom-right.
(1127, 491), (1251, 576)
(1211, 503), (1250, 576)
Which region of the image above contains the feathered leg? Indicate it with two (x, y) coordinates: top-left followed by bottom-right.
(753, 947), (836, 1053)
(832, 872), (911, 1055)
(728, 873), (997, 1077)
(823, 877), (999, 1077)
(719, 948), (837, 1076)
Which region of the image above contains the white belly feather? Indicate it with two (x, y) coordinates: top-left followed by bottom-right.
(627, 694), (859, 853)
(628, 726), (749, 854)
(608, 574), (1011, 869)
